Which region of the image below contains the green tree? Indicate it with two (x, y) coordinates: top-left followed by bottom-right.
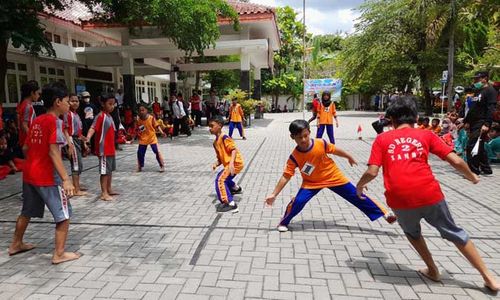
(0, 0), (239, 103)
(262, 6), (305, 108)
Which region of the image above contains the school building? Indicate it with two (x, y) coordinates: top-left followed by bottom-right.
(3, 1), (280, 109)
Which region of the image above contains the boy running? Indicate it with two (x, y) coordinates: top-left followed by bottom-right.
(228, 97), (246, 140)
(85, 94), (117, 201)
(356, 96), (498, 292)
(63, 93), (87, 196)
(209, 116), (244, 213)
(9, 82), (80, 264)
(136, 104), (165, 172)
(265, 119), (395, 232)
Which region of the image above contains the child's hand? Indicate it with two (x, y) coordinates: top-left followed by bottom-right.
(336, 121), (339, 128)
(62, 178), (75, 197)
(212, 163), (218, 171)
(348, 157), (357, 166)
(229, 163), (235, 175)
(470, 173), (480, 184)
(356, 184), (367, 200)
(265, 194), (276, 207)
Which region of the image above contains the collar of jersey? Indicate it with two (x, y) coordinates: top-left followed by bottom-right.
(296, 139), (314, 153)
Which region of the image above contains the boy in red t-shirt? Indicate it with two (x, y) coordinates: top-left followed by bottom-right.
(85, 94), (117, 201)
(8, 82), (80, 265)
(265, 119), (395, 232)
(356, 97), (498, 292)
(16, 80), (40, 148)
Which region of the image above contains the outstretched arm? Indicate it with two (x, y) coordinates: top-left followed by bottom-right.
(307, 113), (317, 124)
(356, 165), (380, 198)
(445, 152), (479, 183)
(333, 147), (357, 166)
(265, 175), (291, 206)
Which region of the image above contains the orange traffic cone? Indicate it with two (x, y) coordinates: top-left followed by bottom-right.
(357, 125), (363, 140)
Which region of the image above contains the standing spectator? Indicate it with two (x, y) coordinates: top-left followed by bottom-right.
(464, 71), (498, 175)
(79, 91), (97, 136)
(17, 80), (40, 149)
(110, 95), (123, 151)
(114, 89), (124, 108)
(162, 96), (172, 119)
(190, 90), (202, 127)
(172, 94), (190, 137)
(206, 89), (219, 121)
(152, 97), (162, 118)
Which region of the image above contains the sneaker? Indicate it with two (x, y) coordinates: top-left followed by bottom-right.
(231, 186), (242, 195)
(384, 213), (397, 224)
(242, 137), (247, 140)
(159, 166), (165, 173)
(217, 203), (239, 213)
(277, 225), (289, 232)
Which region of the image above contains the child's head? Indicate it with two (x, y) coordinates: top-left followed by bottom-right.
(231, 97), (238, 104)
(154, 97), (159, 103)
(100, 94), (116, 113)
(138, 104), (148, 117)
(385, 96), (418, 127)
(488, 123), (500, 139)
(448, 112), (458, 123)
(416, 116), (423, 126)
(422, 117), (430, 126)
(177, 92), (183, 100)
(41, 82), (70, 115)
(20, 80), (40, 102)
(431, 118), (440, 127)
(321, 91), (331, 102)
(208, 116), (225, 135)
(69, 93), (80, 111)
(289, 119), (311, 149)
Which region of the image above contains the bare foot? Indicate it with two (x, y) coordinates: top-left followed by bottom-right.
(418, 268), (441, 282)
(74, 191), (88, 197)
(52, 252), (81, 264)
(484, 276), (499, 293)
(8, 243), (36, 256)
(159, 166), (165, 173)
(100, 194), (113, 201)
(136, 167), (142, 172)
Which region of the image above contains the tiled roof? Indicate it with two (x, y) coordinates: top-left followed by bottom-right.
(227, 1), (275, 15)
(44, 1), (274, 25)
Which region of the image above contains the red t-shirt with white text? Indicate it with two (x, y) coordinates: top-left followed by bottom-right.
(23, 114), (66, 186)
(92, 112), (116, 156)
(368, 127), (453, 209)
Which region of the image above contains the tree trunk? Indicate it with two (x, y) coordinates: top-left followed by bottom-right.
(0, 39), (8, 104)
(446, 0), (456, 112)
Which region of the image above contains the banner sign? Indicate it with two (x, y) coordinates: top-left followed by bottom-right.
(304, 78), (342, 102)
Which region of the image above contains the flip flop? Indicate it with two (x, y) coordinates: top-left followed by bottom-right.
(484, 284), (499, 294)
(8, 245), (36, 256)
(418, 269), (441, 282)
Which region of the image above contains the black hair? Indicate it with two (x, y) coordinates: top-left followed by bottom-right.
(209, 116), (225, 127)
(431, 118), (440, 124)
(100, 93), (115, 103)
(289, 119), (310, 136)
(490, 123), (500, 132)
(41, 81), (68, 109)
(69, 93), (77, 98)
(321, 91), (331, 99)
(20, 80), (40, 101)
(137, 103), (149, 111)
(177, 92), (183, 97)
(385, 96), (418, 127)
(423, 117), (430, 122)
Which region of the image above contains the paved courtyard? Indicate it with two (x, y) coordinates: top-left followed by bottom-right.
(0, 111), (499, 300)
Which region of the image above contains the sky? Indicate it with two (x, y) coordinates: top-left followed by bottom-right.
(250, 0), (364, 35)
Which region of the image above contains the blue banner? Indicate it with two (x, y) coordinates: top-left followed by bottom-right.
(304, 78), (342, 102)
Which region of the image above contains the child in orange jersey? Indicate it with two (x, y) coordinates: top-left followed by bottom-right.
(136, 104), (165, 172)
(308, 91), (338, 143)
(228, 98), (246, 140)
(431, 118), (442, 134)
(209, 116), (244, 213)
(265, 119), (395, 232)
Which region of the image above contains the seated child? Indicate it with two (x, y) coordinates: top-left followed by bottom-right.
(485, 123), (500, 163)
(418, 117), (431, 130)
(431, 118), (441, 134)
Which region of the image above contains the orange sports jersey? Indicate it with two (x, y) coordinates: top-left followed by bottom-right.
(229, 103), (244, 123)
(317, 102), (337, 125)
(137, 114), (158, 145)
(283, 138), (349, 189)
(213, 134), (244, 169)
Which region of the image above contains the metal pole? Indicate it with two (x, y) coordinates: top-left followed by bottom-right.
(441, 82), (445, 115)
(302, 0), (306, 120)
